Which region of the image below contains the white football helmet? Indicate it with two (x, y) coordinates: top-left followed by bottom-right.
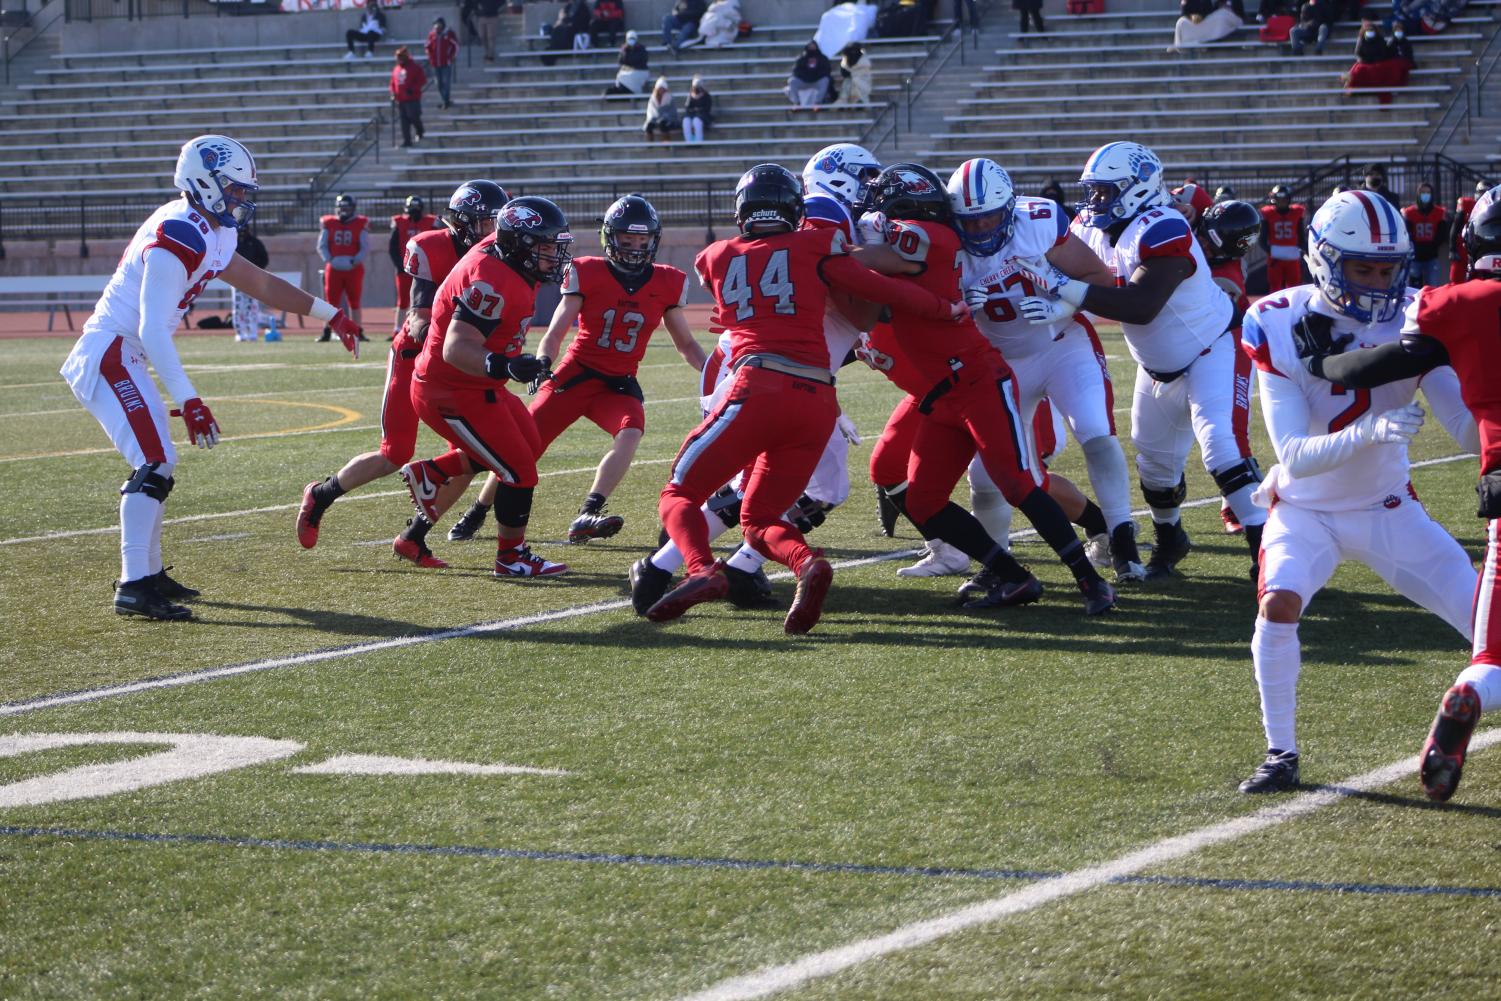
(802, 143), (882, 212)
(1305, 190), (1412, 324)
(946, 158), (1017, 257)
(174, 135), (259, 229)
(1077, 141), (1168, 229)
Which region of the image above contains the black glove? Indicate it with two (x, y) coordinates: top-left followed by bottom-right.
(528, 356), (554, 395)
(785, 493), (830, 533)
(486, 352), (544, 383)
(1479, 469), (1501, 519)
(1289, 312), (1352, 376)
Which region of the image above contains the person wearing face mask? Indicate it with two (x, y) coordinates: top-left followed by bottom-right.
(787, 39), (832, 107)
(1388, 22), (1416, 68)
(1403, 183), (1450, 287)
(1344, 20), (1409, 105)
(1360, 163), (1402, 210)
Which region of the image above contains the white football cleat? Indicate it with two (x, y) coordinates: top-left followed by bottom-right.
(1085, 532), (1112, 569)
(896, 540), (970, 577)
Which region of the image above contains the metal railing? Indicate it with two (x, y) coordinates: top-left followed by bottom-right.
(1419, 15), (1501, 156)
(3, 0), (64, 85)
(308, 113), (383, 202)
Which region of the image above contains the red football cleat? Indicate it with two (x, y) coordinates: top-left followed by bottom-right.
(494, 544), (568, 577)
(399, 460), (447, 523)
(646, 561), (729, 622)
(296, 481), (322, 549)
(784, 556), (833, 635)
(1420, 682), (1482, 802)
(393, 536), (449, 569)
(1220, 504), (1244, 535)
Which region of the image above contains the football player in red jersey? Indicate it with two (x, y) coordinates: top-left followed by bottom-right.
(1297, 186), (1501, 802)
(646, 163), (964, 634)
(296, 181), (508, 564)
(388, 195), (440, 339)
(447, 195), (707, 546)
(317, 193), (370, 340)
(1449, 180), (1488, 284)
(858, 164), (1116, 615)
(1260, 185), (1306, 293)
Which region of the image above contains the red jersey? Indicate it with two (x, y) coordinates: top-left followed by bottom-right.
(1260, 204), (1305, 248)
(1402, 203), (1448, 260)
(558, 256), (688, 377)
(417, 236), (534, 392)
(1209, 257), (1249, 312)
(880, 219), (996, 386)
(1414, 281), (1501, 475)
(392, 213), (438, 251)
(863, 321), (926, 397)
(321, 214), (369, 256)
(694, 226), (848, 370)
(404, 227), (464, 284)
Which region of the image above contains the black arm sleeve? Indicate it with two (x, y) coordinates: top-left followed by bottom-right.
(1313, 335), (1449, 387)
(452, 297), (504, 337)
(388, 227), (402, 268)
(410, 276), (438, 310)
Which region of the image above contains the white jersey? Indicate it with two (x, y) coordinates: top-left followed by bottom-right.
(963, 196), (1071, 360)
(806, 197), (874, 373)
(1072, 206), (1232, 374)
(1243, 284), (1473, 512)
(61, 199), (239, 407)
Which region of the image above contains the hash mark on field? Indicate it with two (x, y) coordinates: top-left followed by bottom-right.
(291, 753), (568, 777)
(184, 532), (252, 543)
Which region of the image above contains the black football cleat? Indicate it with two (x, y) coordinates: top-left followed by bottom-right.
(957, 568), (1002, 601)
(150, 566), (200, 601)
(447, 502), (490, 542)
(1143, 521), (1192, 581)
(568, 510), (625, 544)
(1110, 521), (1147, 582)
(1079, 576), (1117, 615)
(114, 578), (192, 621)
(317, 325), (333, 342)
(1420, 682), (1481, 802)
(1239, 749), (1300, 793)
(647, 562), (729, 623)
(628, 557), (674, 616)
(962, 573), (1044, 610)
(725, 564), (776, 608)
(876, 485), (901, 538)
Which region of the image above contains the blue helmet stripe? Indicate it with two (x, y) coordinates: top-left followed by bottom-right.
(1086, 142), (1125, 175)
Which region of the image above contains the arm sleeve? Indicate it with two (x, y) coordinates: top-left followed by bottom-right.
(316, 228), (331, 264)
(1314, 337), (1446, 386)
(410, 277), (438, 310)
(1420, 365), (1481, 454)
(388, 227), (403, 267)
(137, 248), (198, 408)
(350, 228), (369, 267)
(1259, 367), (1372, 478)
(819, 254), (950, 320)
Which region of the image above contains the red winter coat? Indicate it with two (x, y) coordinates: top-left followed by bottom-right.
(390, 61), (427, 103)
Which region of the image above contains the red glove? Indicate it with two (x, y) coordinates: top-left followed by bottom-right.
(171, 397), (220, 449)
(328, 310), (362, 359)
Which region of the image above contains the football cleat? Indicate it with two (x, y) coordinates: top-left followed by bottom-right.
(1143, 521), (1192, 581)
(393, 536), (449, 569)
(1220, 504), (1244, 535)
(1084, 532), (1112, 570)
(896, 540), (970, 577)
(725, 564), (776, 608)
(150, 566), (200, 601)
(1239, 749), (1300, 794)
(398, 460), (447, 524)
(296, 481), (323, 549)
(494, 544), (568, 577)
(647, 562), (728, 622)
(113, 578), (192, 621)
(568, 510), (625, 544)
(447, 502), (490, 542)
(1110, 521), (1146, 582)
(628, 557), (674, 616)
(1419, 682), (1482, 802)
(957, 568), (1002, 600)
(784, 556), (833, 635)
(876, 485), (901, 537)
(962, 573), (1043, 610)
(1079, 576), (1117, 615)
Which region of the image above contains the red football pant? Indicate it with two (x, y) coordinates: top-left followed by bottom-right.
(870, 393), (923, 487)
(378, 333), (422, 465)
(410, 379), (540, 487)
(1266, 257), (1301, 292)
(394, 270), (413, 312)
(529, 371), (646, 452)
(1474, 519), (1501, 667)
(905, 372), (1035, 524)
(661, 366), (838, 577)
(324, 264), (365, 312)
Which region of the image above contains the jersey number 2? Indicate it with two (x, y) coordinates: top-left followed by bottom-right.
(722, 249), (796, 321)
(596, 309), (645, 353)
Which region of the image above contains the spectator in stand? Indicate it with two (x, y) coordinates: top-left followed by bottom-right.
(698, 0), (742, 48)
(786, 39), (832, 107)
(1389, 20), (1417, 66)
(345, 3), (386, 60)
(1361, 162), (1403, 207)
(682, 75), (713, 142)
(833, 42), (872, 105)
(605, 30), (651, 95)
(1173, 0), (1244, 51)
(476, 0), (504, 63)
(662, 0), (707, 54)
(426, 17), (460, 110)
(1450, 179), (1490, 283)
(1258, 3), (1295, 42)
(460, 0), (482, 45)
(591, 0), (626, 47)
(1404, 182), (1451, 286)
(390, 46), (427, 148)
(1345, 19), (1409, 104)
(1288, 0), (1335, 55)
(1016, 0), (1045, 34)
(644, 76), (679, 139)
(1039, 179), (1075, 222)
(956, 0), (981, 32)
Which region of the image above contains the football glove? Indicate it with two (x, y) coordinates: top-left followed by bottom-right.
(1001, 256), (1071, 296)
(328, 310), (362, 358)
(487, 352), (544, 383)
(1353, 403), (1425, 445)
(172, 397), (220, 449)
(528, 356), (554, 395)
(853, 334), (894, 373)
(837, 413), (862, 446)
(1289, 312), (1353, 374)
(1018, 295), (1079, 326)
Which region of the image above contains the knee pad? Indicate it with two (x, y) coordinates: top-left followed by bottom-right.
(120, 463), (173, 502)
(493, 484), (534, 529)
(1212, 457), (1262, 497)
(1140, 475), (1186, 510)
(706, 483), (743, 529)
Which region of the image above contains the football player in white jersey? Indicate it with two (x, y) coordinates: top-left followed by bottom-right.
(947, 158), (1145, 582)
(59, 135), (362, 620)
(1233, 190), (1479, 793)
(1020, 141), (1267, 580)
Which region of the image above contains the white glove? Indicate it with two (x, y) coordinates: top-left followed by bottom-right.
(1001, 256), (1069, 296)
(1353, 403), (1425, 445)
(1018, 295), (1080, 326)
(853, 334), (894, 372)
(856, 210), (887, 246)
(837, 413), (862, 446)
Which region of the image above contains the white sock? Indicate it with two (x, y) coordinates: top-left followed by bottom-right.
(1150, 506), (1180, 526)
(650, 506), (730, 573)
(1455, 664), (1501, 714)
(726, 544), (767, 573)
(1224, 483), (1268, 528)
(120, 493), (161, 583)
(969, 485), (1012, 550)
(1081, 436), (1133, 531)
(148, 498), (166, 575)
(1252, 617), (1301, 753)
